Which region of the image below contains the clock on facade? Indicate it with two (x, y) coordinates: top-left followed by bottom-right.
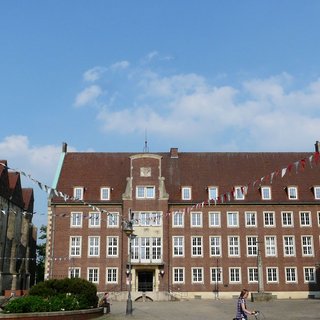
(140, 167), (151, 177)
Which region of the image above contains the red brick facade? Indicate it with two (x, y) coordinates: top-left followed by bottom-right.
(45, 144), (320, 300)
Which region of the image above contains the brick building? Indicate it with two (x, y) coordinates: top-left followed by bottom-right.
(0, 161), (37, 296)
(45, 142), (320, 300)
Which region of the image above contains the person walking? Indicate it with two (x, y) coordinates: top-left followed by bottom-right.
(235, 289), (256, 320)
(102, 292), (111, 314)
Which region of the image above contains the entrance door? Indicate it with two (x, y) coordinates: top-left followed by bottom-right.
(138, 271), (153, 292)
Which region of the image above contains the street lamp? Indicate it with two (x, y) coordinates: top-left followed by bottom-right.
(123, 219), (136, 315)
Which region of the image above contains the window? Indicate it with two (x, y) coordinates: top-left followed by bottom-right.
(173, 236), (184, 256)
(107, 212), (119, 228)
(313, 186), (320, 200)
(181, 187), (192, 200)
(288, 186), (298, 200)
(209, 211), (221, 227)
(208, 186), (218, 201)
(106, 268), (118, 283)
(227, 211), (239, 227)
(89, 212), (101, 228)
(191, 212), (202, 227)
(210, 236), (221, 256)
(132, 237), (162, 263)
(69, 267), (81, 278)
(245, 211), (257, 227)
(300, 211), (311, 227)
(282, 211), (293, 227)
(228, 236), (240, 256)
(264, 211), (275, 227)
(301, 236), (313, 256)
(283, 236), (295, 256)
(261, 186), (271, 200)
(266, 267), (278, 283)
(138, 211), (162, 226)
(191, 236), (203, 257)
(265, 236), (277, 256)
(100, 187), (110, 200)
(173, 268), (184, 283)
(234, 187), (245, 200)
(248, 268), (258, 283)
(70, 212), (82, 227)
(304, 267), (316, 283)
(285, 267), (297, 283)
(247, 236), (258, 256)
(88, 236), (100, 257)
(152, 237), (162, 260)
(73, 187), (84, 200)
(70, 236), (81, 257)
(107, 236), (118, 257)
(173, 211), (184, 227)
(229, 268), (241, 283)
(87, 268), (99, 283)
(136, 186), (155, 199)
(210, 267), (222, 283)
(192, 267), (203, 283)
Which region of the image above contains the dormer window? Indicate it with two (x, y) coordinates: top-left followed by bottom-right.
(261, 186), (271, 200)
(73, 187), (84, 200)
(181, 186), (192, 200)
(313, 186), (320, 200)
(100, 187), (110, 201)
(234, 186), (245, 200)
(208, 186), (218, 201)
(288, 186), (298, 200)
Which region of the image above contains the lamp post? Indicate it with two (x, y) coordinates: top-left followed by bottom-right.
(123, 218), (136, 315)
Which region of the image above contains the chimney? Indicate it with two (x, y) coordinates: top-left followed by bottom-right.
(315, 141), (320, 152)
(62, 142), (68, 153)
(170, 147), (178, 158)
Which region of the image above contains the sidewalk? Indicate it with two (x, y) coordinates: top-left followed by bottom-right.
(98, 299), (320, 320)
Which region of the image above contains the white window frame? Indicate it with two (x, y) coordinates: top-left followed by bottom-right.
(301, 236), (313, 256)
(70, 236), (82, 257)
(173, 211), (184, 227)
(87, 267), (99, 283)
(136, 186), (155, 199)
(261, 186), (271, 200)
(234, 186), (245, 200)
(106, 268), (118, 284)
(173, 267), (185, 283)
(88, 236), (100, 257)
(107, 212), (119, 228)
(314, 186), (320, 200)
(265, 236), (277, 257)
(227, 211), (239, 227)
(73, 187), (84, 200)
(69, 267), (81, 279)
(228, 236), (240, 257)
(107, 236), (119, 257)
(210, 267), (222, 283)
(247, 236), (258, 256)
(70, 212), (83, 228)
(191, 211), (202, 227)
(191, 236), (203, 257)
(208, 186), (218, 201)
(300, 211), (311, 227)
(229, 267), (241, 283)
(210, 236), (221, 257)
(281, 211), (294, 227)
(245, 211), (257, 227)
(248, 267), (258, 283)
(173, 236), (184, 257)
(191, 267), (204, 283)
(288, 186), (298, 200)
(285, 267), (297, 283)
(89, 212), (101, 228)
(181, 186), (192, 200)
(100, 187), (110, 200)
(266, 267), (278, 283)
(283, 236), (295, 256)
(209, 211), (221, 227)
(263, 211), (275, 227)
(304, 267), (316, 283)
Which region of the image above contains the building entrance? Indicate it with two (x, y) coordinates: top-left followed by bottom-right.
(138, 271), (153, 292)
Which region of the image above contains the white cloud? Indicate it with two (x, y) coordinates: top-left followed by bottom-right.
(74, 85), (102, 107)
(83, 66), (106, 82)
(110, 60), (130, 71)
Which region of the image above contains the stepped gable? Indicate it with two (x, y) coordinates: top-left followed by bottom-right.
(8, 171), (24, 208)
(22, 188), (34, 213)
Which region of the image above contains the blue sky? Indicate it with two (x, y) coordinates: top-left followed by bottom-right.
(1, 1), (320, 228)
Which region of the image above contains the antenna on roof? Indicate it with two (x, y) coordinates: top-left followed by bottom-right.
(143, 129), (149, 153)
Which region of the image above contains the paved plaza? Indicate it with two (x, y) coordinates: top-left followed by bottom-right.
(98, 298), (320, 320)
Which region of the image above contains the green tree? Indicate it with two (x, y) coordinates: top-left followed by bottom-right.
(35, 225), (47, 283)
